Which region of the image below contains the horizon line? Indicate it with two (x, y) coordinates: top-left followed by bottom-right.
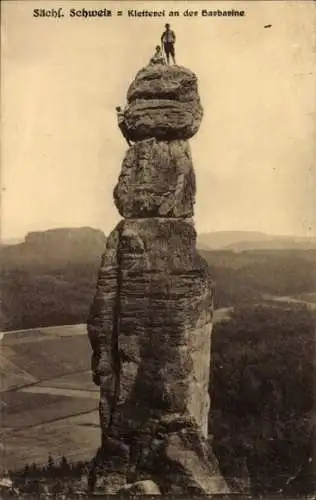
(2, 225), (316, 243)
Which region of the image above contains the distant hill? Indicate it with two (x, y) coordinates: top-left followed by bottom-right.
(3, 228), (316, 265)
(197, 231), (316, 251)
(2, 228), (316, 270)
(1, 227), (106, 268)
(1, 226), (316, 331)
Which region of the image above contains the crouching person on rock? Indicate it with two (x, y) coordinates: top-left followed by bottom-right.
(149, 45), (165, 65)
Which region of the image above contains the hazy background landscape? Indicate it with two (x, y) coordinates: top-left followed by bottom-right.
(1, 227), (315, 494)
(1, 227), (316, 331)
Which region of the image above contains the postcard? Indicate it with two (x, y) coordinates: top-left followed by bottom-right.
(1, 1), (315, 497)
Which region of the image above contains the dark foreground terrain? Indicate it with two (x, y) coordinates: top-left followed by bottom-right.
(1, 229), (315, 495)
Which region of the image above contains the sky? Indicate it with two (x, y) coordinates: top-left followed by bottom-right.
(1, 0), (316, 240)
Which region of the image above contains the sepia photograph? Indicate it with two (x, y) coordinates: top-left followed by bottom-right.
(1, 0), (316, 497)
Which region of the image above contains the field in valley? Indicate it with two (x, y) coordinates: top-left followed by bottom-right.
(0, 325), (100, 470)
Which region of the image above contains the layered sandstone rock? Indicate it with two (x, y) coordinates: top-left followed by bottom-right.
(124, 65), (203, 141)
(114, 139), (196, 218)
(88, 219), (212, 437)
(87, 63), (229, 495)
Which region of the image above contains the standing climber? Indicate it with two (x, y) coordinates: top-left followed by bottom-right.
(116, 106), (132, 146)
(161, 23), (176, 65)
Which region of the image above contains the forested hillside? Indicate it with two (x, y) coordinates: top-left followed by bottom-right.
(210, 303), (315, 494)
(2, 243), (315, 330)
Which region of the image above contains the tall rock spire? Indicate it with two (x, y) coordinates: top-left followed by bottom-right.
(87, 62), (229, 495)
